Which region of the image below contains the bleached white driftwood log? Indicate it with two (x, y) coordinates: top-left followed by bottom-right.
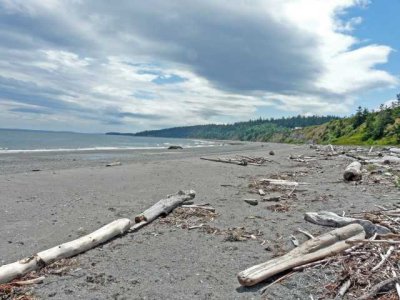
(200, 157), (249, 166)
(237, 224), (365, 286)
(133, 190), (196, 227)
(343, 161), (362, 181)
(258, 179), (309, 187)
(304, 211), (390, 236)
(367, 156), (400, 164)
(0, 190), (196, 284)
(390, 148), (400, 155)
(0, 218), (131, 284)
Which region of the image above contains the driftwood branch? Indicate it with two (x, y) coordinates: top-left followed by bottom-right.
(304, 211), (391, 236)
(357, 277), (400, 300)
(237, 224), (365, 286)
(200, 157), (249, 166)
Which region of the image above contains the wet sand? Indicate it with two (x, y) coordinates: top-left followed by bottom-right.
(0, 143), (398, 299)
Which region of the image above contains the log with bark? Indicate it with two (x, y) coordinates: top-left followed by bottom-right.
(237, 224), (365, 286)
(304, 211), (391, 236)
(0, 190), (196, 284)
(343, 161), (362, 181)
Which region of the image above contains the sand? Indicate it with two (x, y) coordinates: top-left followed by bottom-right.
(0, 142), (398, 299)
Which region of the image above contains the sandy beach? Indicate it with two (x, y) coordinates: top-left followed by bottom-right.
(1, 142), (399, 299)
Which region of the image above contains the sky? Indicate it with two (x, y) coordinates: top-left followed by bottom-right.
(0, 0), (398, 133)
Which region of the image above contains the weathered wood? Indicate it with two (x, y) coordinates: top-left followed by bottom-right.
(1, 190), (196, 284)
(390, 148), (400, 155)
(105, 161), (121, 167)
(0, 218), (132, 284)
(258, 179), (309, 186)
(200, 157), (248, 166)
(237, 224), (365, 286)
(367, 155), (400, 164)
(134, 190), (196, 224)
(304, 211), (390, 236)
(343, 161), (362, 181)
(181, 204), (215, 212)
(357, 277), (400, 300)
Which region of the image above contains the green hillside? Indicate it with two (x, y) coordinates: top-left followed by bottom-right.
(133, 115), (338, 141)
(289, 100), (400, 145)
(126, 94), (400, 146)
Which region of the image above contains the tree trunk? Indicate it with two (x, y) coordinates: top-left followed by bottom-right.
(237, 224), (365, 286)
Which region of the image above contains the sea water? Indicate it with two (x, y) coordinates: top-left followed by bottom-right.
(0, 129), (218, 153)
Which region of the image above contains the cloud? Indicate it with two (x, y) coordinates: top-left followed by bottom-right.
(0, 0), (397, 132)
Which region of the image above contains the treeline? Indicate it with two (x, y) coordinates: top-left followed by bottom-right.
(299, 94), (400, 145)
(134, 115), (338, 141)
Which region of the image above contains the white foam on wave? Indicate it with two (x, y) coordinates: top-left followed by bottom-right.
(0, 143), (220, 154)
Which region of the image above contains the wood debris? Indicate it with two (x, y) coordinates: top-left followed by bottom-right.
(200, 155), (273, 166)
(309, 207), (400, 299)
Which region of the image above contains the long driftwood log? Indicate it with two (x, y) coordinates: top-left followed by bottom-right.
(367, 155), (400, 164)
(258, 179), (309, 187)
(237, 224), (365, 286)
(304, 211), (391, 236)
(0, 190), (196, 284)
(200, 157), (249, 166)
(0, 218), (131, 284)
(343, 161), (362, 181)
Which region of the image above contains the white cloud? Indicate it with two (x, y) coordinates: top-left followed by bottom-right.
(0, 0), (397, 131)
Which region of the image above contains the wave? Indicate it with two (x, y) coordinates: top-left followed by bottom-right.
(0, 143), (219, 154)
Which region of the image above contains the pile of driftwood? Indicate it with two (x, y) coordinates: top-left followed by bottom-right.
(245, 175), (309, 210)
(237, 207), (400, 299)
(201, 155), (273, 166)
(0, 190), (196, 298)
(305, 209), (400, 299)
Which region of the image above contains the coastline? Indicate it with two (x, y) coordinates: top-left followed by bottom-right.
(1, 143), (398, 299)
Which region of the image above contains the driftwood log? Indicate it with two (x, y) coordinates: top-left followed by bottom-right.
(200, 157), (248, 166)
(258, 179), (308, 187)
(343, 161), (362, 181)
(390, 148), (400, 155)
(0, 218), (131, 284)
(367, 156), (400, 164)
(0, 190), (196, 284)
(133, 190), (196, 229)
(304, 211), (390, 236)
(237, 224), (365, 286)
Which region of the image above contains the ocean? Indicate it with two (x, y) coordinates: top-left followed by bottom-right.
(0, 129), (218, 153)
